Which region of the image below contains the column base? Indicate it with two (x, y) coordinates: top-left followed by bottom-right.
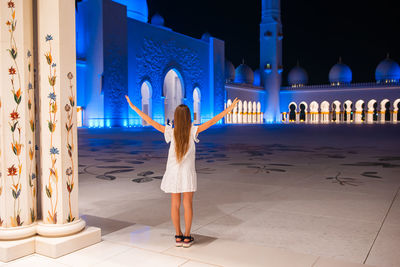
(0, 223), (37, 241)
(0, 236), (35, 262)
(36, 218), (86, 237)
(35, 226), (101, 258)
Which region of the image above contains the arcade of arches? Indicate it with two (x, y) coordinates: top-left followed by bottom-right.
(283, 99), (400, 123)
(225, 99), (263, 124)
(141, 69), (203, 126)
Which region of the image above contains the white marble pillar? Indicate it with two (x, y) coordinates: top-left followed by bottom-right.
(257, 102), (261, 123)
(252, 102), (257, 123)
(243, 101), (247, 123)
(36, 0), (85, 236)
(238, 101), (242, 124)
(366, 111), (373, 124)
(232, 105), (238, 124)
(0, 0), (37, 240)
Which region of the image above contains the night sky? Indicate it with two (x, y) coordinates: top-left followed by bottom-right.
(147, 0), (400, 85)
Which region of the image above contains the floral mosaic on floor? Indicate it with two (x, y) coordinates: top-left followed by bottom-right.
(77, 133), (400, 187)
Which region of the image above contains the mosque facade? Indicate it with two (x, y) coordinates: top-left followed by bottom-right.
(75, 0), (400, 127)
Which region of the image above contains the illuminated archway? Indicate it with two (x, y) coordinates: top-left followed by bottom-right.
(288, 102), (297, 122)
(163, 69), (184, 125)
(243, 101), (248, 123)
(226, 99), (232, 123)
(320, 101), (330, 123)
(140, 81), (152, 126)
(310, 101), (319, 123)
(380, 99), (390, 122)
(367, 99), (377, 123)
(343, 100), (353, 122)
(193, 87), (201, 124)
(252, 101), (257, 123)
(355, 100), (364, 123)
(332, 100), (341, 122)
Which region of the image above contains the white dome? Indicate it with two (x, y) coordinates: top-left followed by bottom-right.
(288, 65), (308, 85)
(234, 64), (254, 84)
(329, 61), (352, 84)
(225, 60), (235, 82)
(375, 57), (400, 83)
(112, 0), (148, 22)
(151, 13), (164, 26)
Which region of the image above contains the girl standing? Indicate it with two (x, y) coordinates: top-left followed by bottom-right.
(125, 95), (239, 247)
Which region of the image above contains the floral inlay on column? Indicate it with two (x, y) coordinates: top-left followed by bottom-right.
(65, 72), (75, 223)
(44, 34), (59, 224)
(6, 0), (24, 227)
(27, 49), (36, 223)
(0, 98), (2, 227)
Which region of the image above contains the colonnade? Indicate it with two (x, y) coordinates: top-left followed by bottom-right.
(224, 99), (263, 124)
(282, 99), (400, 124)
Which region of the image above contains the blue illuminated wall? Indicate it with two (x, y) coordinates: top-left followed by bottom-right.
(127, 18), (223, 126)
(76, 0), (105, 127)
(102, 0), (128, 127)
(211, 38), (225, 118)
(76, 0), (225, 127)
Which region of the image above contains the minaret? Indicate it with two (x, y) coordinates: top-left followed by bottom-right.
(260, 0), (282, 122)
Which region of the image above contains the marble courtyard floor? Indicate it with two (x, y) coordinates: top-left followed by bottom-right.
(4, 124), (400, 267)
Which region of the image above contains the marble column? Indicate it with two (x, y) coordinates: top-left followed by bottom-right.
(36, 0), (85, 237)
(0, 0), (37, 240)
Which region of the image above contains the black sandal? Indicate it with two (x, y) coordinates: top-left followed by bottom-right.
(183, 235), (194, 248)
(175, 234), (183, 247)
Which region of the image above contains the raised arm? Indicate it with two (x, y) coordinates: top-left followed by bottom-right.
(197, 97), (240, 134)
(125, 95), (165, 133)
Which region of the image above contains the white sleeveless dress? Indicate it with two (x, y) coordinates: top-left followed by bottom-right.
(161, 124), (199, 193)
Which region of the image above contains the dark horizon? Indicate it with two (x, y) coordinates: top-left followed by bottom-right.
(147, 0), (400, 85)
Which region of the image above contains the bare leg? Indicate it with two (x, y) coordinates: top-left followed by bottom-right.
(171, 193), (182, 238)
(183, 192), (194, 238)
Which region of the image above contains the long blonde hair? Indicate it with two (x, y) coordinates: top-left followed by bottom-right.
(173, 104), (191, 163)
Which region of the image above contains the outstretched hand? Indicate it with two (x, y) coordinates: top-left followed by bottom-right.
(229, 97), (240, 110)
(125, 95), (136, 111)
(124, 95), (165, 133)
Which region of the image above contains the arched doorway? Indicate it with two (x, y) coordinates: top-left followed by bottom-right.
(238, 100), (243, 123)
(299, 104), (306, 121)
(332, 101), (341, 122)
(193, 88), (201, 124)
(320, 101), (329, 123)
(373, 102), (378, 121)
(309, 101), (319, 123)
(243, 100), (248, 123)
(163, 69), (184, 125)
(289, 103), (297, 121)
(140, 81), (152, 126)
(380, 99), (391, 122)
(226, 99), (232, 123)
(367, 100), (377, 123)
(343, 100), (352, 122)
(355, 100), (364, 123)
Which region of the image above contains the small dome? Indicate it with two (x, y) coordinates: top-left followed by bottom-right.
(151, 13), (164, 26)
(288, 65), (308, 86)
(253, 69), (261, 86)
(375, 57), (400, 83)
(234, 64), (254, 84)
(112, 0), (148, 22)
(225, 60), (235, 82)
(329, 61), (352, 84)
